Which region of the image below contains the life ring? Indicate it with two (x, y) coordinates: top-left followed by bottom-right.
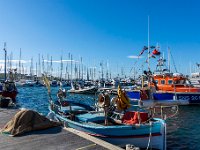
(98, 93), (110, 107)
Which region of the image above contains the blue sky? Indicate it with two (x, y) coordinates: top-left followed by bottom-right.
(0, 0), (200, 78)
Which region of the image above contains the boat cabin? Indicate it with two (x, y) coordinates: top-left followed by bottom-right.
(150, 73), (200, 92)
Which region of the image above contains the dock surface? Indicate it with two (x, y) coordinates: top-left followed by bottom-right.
(0, 108), (123, 150)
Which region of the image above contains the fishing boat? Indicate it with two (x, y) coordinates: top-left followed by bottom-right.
(68, 82), (98, 94)
(35, 80), (44, 87)
(127, 73), (200, 105)
(0, 43), (18, 103)
(150, 73), (200, 92)
(148, 57), (200, 104)
(0, 81), (18, 102)
(45, 79), (166, 149)
(51, 80), (58, 87)
(23, 80), (36, 87)
(127, 51), (200, 105)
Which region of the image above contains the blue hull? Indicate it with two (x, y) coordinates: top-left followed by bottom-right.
(52, 111), (165, 149)
(153, 93), (174, 100)
(176, 93), (200, 104)
(126, 91), (200, 104)
(154, 92), (200, 104)
(126, 91), (140, 99)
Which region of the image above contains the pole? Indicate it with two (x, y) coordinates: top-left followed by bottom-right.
(147, 16), (150, 72)
(168, 47), (170, 72)
(3, 42), (7, 81)
(71, 54), (73, 80)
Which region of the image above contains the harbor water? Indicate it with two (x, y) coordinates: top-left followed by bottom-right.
(16, 86), (200, 150)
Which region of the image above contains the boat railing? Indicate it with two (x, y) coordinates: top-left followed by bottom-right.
(151, 105), (179, 120)
(172, 83), (194, 93)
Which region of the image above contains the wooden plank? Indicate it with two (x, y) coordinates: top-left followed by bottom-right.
(64, 127), (124, 150)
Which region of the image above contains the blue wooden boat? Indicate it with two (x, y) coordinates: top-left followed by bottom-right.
(48, 99), (166, 150)
(43, 76), (166, 150)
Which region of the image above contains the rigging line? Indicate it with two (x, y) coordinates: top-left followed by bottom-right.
(169, 48), (178, 72)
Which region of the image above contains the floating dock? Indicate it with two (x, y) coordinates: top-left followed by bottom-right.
(0, 108), (123, 150)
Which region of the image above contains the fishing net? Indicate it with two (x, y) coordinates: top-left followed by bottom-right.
(1, 109), (61, 136)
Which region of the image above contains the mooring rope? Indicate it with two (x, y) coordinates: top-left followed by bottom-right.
(146, 121), (152, 150)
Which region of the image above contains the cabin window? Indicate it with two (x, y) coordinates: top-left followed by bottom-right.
(168, 80), (173, 85)
(179, 80), (185, 84)
(161, 80), (165, 84)
(154, 80), (158, 84)
(185, 79), (191, 85)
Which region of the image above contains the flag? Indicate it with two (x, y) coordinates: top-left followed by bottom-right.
(43, 75), (51, 93)
(150, 54), (156, 58)
(152, 49), (161, 55)
(150, 46), (156, 49)
(139, 46), (148, 56)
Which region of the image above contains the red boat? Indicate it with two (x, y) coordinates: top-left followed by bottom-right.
(0, 81), (18, 102)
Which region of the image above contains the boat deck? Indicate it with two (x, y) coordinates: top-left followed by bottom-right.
(0, 107), (123, 150)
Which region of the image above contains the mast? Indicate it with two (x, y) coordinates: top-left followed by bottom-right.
(36, 62), (37, 80)
(65, 64), (68, 80)
(38, 54), (41, 78)
(106, 60), (109, 80)
(10, 52), (13, 71)
(19, 48), (21, 77)
(81, 57), (83, 80)
(50, 56), (52, 79)
(100, 62), (104, 81)
(70, 54), (73, 81)
(46, 54), (49, 75)
(78, 57), (81, 80)
(87, 67), (89, 80)
(147, 16), (150, 72)
(30, 57), (33, 79)
(42, 55), (45, 74)
(74, 63), (77, 80)
(3, 42), (7, 81)
(94, 67), (96, 80)
(168, 47), (170, 72)
(60, 55), (63, 81)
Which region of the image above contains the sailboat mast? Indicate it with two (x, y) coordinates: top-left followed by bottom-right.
(19, 48), (22, 76)
(70, 54), (73, 80)
(3, 42), (7, 81)
(50, 56), (52, 79)
(38, 54), (41, 78)
(36, 62), (37, 80)
(42, 55), (45, 74)
(10, 52), (13, 71)
(81, 57), (83, 80)
(60, 55), (63, 81)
